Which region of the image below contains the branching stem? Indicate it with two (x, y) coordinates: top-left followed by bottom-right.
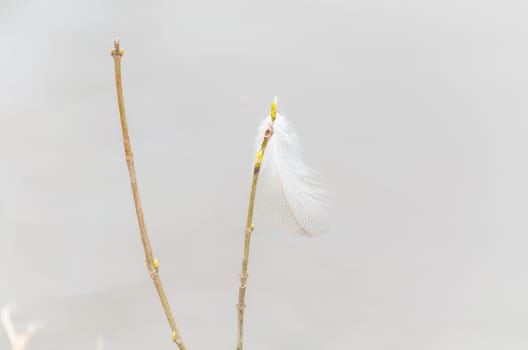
(1, 303), (40, 350)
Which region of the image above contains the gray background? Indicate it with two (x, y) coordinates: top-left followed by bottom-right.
(1, 0), (528, 349)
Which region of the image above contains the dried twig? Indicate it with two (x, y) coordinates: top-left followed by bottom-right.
(110, 38), (187, 350)
(236, 97), (277, 350)
(1, 303), (41, 350)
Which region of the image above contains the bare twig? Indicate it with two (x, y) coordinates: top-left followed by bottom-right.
(236, 97), (277, 350)
(1, 303), (41, 350)
(110, 38), (187, 350)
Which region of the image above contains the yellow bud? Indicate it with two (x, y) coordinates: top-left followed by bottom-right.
(271, 97), (277, 121)
(153, 258), (159, 270)
(255, 149), (263, 167)
(172, 331), (177, 341)
(110, 48), (116, 56)
(119, 49), (125, 56)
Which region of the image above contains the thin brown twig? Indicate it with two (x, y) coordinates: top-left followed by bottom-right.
(110, 38), (187, 350)
(236, 97), (277, 350)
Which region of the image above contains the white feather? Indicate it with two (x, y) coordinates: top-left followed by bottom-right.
(255, 111), (328, 236)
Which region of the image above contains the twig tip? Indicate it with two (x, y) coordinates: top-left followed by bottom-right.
(271, 96), (278, 120)
(111, 37), (124, 57)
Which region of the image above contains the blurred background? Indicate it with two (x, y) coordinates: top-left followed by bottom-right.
(2, 0), (528, 349)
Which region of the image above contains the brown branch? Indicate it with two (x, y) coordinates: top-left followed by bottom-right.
(110, 38), (187, 350)
(236, 97), (277, 350)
